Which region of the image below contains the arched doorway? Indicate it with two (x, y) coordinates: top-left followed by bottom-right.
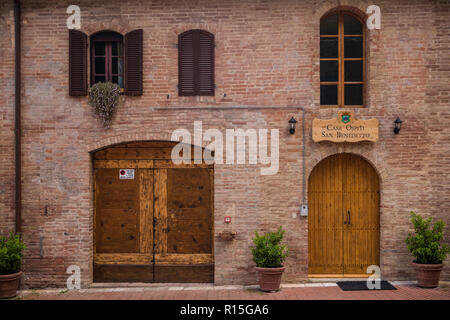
(92, 141), (214, 282)
(308, 153), (379, 277)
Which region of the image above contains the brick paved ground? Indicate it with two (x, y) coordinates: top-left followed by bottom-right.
(17, 283), (450, 300)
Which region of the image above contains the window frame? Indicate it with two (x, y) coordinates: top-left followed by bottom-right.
(90, 31), (124, 89)
(320, 11), (365, 108)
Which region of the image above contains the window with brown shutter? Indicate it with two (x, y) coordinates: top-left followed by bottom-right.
(178, 29), (214, 96)
(69, 29), (143, 96)
(69, 29), (88, 96)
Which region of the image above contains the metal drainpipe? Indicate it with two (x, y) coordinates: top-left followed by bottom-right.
(302, 107), (306, 204)
(14, 0), (21, 234)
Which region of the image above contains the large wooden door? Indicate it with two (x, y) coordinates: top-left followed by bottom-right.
(93, 142), (214, 283)
(308, 154), (379, 276)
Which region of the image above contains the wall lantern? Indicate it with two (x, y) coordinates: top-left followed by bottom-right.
(394, 117), (402, 134)
(288, 117), (297, 135)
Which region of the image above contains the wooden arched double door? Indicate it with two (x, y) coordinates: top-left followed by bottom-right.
(93, 141), (214, 283)
(308, 154), (380, 276)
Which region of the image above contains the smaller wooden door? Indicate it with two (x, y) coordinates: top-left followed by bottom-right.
(95, 168), (145, 254)
(153, 167), (214, 282)
(93, 142), (214, 283)
(308, 154), (379, 276)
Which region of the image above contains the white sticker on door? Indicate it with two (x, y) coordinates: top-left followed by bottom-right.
(119, 169), (135, 179)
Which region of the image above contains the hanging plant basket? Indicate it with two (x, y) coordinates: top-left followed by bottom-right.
(88, 82), (121, 129)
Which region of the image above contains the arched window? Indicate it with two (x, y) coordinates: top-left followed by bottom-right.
(178, 29), (215, 96)
(320, 12), (364, 107)
(91, 31), (124, 88)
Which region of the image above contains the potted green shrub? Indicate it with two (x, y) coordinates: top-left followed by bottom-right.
(405, 212), (449, 288)
(0, 233), (26, 298)
(251, 226), (289, 292)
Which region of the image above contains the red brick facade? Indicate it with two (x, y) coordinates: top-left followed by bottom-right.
(0, 0), (449, 288)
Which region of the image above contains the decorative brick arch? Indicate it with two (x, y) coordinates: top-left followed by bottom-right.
(86, 131), (172, 153)
(85, 129), (211, 153)
(80, 19), (136, 37)
(172, 24), (219, 42)
(313, 0), (369, 20)
(306, 148), (390, 193)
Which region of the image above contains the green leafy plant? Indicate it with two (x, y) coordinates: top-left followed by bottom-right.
(0, 233), (26, 275)
(88, 82), (121, 128)
(251, 226), (289, 268)
(405, 212), (449, 264)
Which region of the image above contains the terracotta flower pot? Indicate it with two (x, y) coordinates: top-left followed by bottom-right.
(412, 262), (443, 288)
(0, 271), (22, 299)
(255, 266), (285, 292)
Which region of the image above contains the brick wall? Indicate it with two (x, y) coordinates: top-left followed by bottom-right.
(0, 0), (16, 236)
(0, 0), (448, 288)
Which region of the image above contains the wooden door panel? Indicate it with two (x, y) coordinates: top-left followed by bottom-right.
(154, 265), (214, 283)
(94, 264), (154, 282)
(139, 169), (154, 254)
(168, 220), (212, 253)
(308, 154), (344, 275)
(165, 168), (213, 255)
(95, 208), (139, 253)
(343, 155), (380, 274)
(154, 169), (168, 254)
(95, 168), (141, 253)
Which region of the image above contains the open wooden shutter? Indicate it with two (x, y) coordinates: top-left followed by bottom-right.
(124, 29), (143, 96)
(69, 29), (87, 96)
(179, 30), (214, 96)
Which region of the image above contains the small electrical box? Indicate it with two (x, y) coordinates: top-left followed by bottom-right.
(300, 204), (308, 217)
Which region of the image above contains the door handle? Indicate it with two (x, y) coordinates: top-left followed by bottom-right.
(162, 226), (170, 233)
(344, 210), (351, 225)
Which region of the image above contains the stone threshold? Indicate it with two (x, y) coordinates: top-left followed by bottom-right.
(19, 280), (422, 295)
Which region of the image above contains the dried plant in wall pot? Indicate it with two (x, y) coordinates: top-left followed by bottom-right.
(88, 82), (121, 129)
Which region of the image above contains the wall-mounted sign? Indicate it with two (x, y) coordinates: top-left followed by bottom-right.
(312, 111), (379, 142)
(119, 169), (135, 179)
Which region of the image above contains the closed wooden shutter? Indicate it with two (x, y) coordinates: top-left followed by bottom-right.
(179, 30), (214, 96)
(69, 29), (87, 96)
(178, 31), (195, 95)
(124, 29), (143, 96)
(197, 31), (214, 95)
